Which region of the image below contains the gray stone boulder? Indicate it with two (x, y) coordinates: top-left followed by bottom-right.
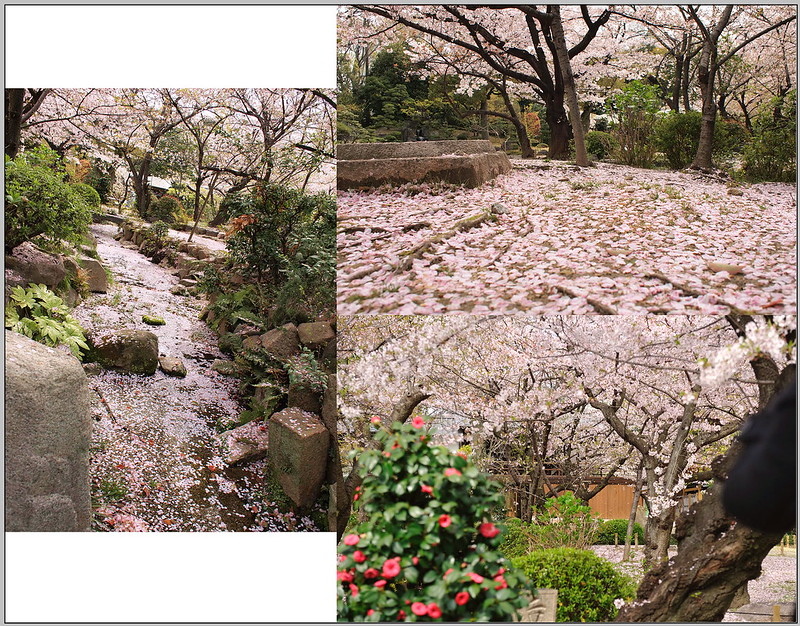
(79, 257), (109, 293)
(221, 420), (270, 465)
(269, 408), (329, 509)
(287, 382), (322, 414)
(89, 330), (159, 375)
(158, 356), (187, 377)
(5, 242), (67, 290)
(211, 359), (240, 377)
(297, 322), (335, 350)
(260, 323), (301, 360)
(5, 331), (92, 531)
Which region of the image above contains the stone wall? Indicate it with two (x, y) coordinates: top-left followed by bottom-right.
(5, 331), (92, 531)
(337, 140), (512, 190)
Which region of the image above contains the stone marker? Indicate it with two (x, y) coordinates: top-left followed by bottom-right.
(337, 140), (512, 190)
(515, 589), (558, 623)
(5, 331), (92, 531)
(79, 256), (109, 293)
(269, 407), (329, 509)
(158, 356), (187, 377)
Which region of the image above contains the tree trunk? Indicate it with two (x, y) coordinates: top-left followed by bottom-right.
(545, 97), (571, 160)
(479, 97), (490, 140)
(550, 7), (589, 166)
(643, 507), (676, 568)
(623, 461), (645, 561)
(691, 49), (718, 170)
(5, 89), (25, 158)
(617, 446), (782, 622)
(497, 88), (534, 158)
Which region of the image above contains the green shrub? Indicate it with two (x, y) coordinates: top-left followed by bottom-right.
(4, 145), (93, 253)
(148, 194), (184, 224)
(83, 161), (114, 203)
(70, 182), (101, 209)
(512, 548), (636, 622)
(5, 283), (89, 359)
(584, 130), (615, 160)
(499, 517), (531, 559)
(594, 519), (645, 545)
(609, 81), (660, 168)
(337, 417), (528, 622)
(743, 89), (796, 182)
(654, 111), (702, 169)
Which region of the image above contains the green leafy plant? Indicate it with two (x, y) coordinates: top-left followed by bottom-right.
(70, 182), (102, 209)
(5, 144), (93, 253)
(609, 80), (661, 168)
(584, 130), (616, 161)
(337, 417), (528, 622)
(743, 89), (796, 182)
(594, 519), (645, 545)
(148, 194), (185, 224)
(5, 284), (89, 359)
(285, 347), (328, 392)
(512, 548), (636, 622)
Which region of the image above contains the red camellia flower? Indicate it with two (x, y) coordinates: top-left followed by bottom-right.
(374, 579), (387, 588)
(412, 556), (419, 565)
(371, 416), (381, 424)
(479, 522), (500, 538)
(443, 568), (454, 578)
(427, 603), (442, 618)
(421, 484), (433, 495)
(444, 468), (462, 477)
(364, 568), (379, 579)
(494, 574), (508, 590)
(411, 602), (428, 616)
(467, 572), (484, 583)
(367, 609), (375, 616)
(398, 610), (407, 620)
(338, 554), (347, 562)
(439, 514), (452, 528)
(455, 591), (470, 606)
(353, 550), (366, 563)
(344, 534), (360, 546)
(382, 559), (401, 578)
(349, 584), (359, 597)
(411, 416), (425, 429)
(337, 570), (354, 582)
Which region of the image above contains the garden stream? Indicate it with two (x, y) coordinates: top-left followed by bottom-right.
(73, 223), (283, 532)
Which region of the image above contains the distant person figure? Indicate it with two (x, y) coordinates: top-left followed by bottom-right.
(723, 379), (796, 534)
(416, 128), (426, 141)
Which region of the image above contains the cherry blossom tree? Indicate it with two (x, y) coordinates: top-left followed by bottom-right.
(4, 88), (51, 158)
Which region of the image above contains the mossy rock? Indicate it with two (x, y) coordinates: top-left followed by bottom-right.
(142, 315), (166, 325)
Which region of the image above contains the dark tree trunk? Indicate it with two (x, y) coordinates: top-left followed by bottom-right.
(5, 89), (25, 158)
(545, 95), (571, 160)
(496, 89), (534, 158)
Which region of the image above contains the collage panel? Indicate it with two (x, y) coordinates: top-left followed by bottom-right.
(334, 4), (797, 624)
(6, 88), (337, 533)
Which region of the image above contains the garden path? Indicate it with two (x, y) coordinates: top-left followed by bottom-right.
(73, 223), (315, 531)
(338, 160), (796, 315)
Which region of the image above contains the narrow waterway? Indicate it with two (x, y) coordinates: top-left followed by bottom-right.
(74, 223), (318, 531)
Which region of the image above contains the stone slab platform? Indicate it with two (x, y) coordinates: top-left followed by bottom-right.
(337, 140), (511, 190)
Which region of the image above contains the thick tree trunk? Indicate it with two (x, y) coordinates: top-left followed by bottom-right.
(643, 507), (676, 568)
(550, 7), (589, 166)
(692, 58), (718, 170)
(617, 445), (782, 622)
(545, 99), (571, 160)
(5, 89), (25, 158)
(497, 89), (534, 158)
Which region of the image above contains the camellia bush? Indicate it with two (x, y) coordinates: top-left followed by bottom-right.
(337, 416), (529, 622)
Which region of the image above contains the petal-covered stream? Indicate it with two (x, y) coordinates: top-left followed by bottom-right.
(74, 223), (319, 531)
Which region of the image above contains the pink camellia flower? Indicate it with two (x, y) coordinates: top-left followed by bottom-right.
(382, 558), (401, 578)
(364, 568), (379, 579)
(455, 591), (470, 606)
(344, 534), (360, 546)
(427, 603), (442, 618)
(412, 556), (419, 566)
(337, 570), (354, 582)
(494, 575), (508, 590)
(439, 514), (452, 528)
(398, 610), (407, 620)
(443, 568), (454, 578)
(367, 609), (375, 617)
(371, 416), (381, 424)
(411, 416), (425, 429)
(478, 522), (500, 538)
(421, 484), (433, 495)
(411, 602), (428, 616)
(374, 579), (387, 588)
(444, 468), (462, 477)
(349, 584), (359, 597)
(467, 572), (484, 583)
(353, 550), (366, 563)
(338, 554), (347, 562)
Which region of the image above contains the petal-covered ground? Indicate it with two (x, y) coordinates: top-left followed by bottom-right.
(337, 160), (796, 315)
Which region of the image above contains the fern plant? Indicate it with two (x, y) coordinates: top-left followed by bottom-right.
(5, 283), (89, 359)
